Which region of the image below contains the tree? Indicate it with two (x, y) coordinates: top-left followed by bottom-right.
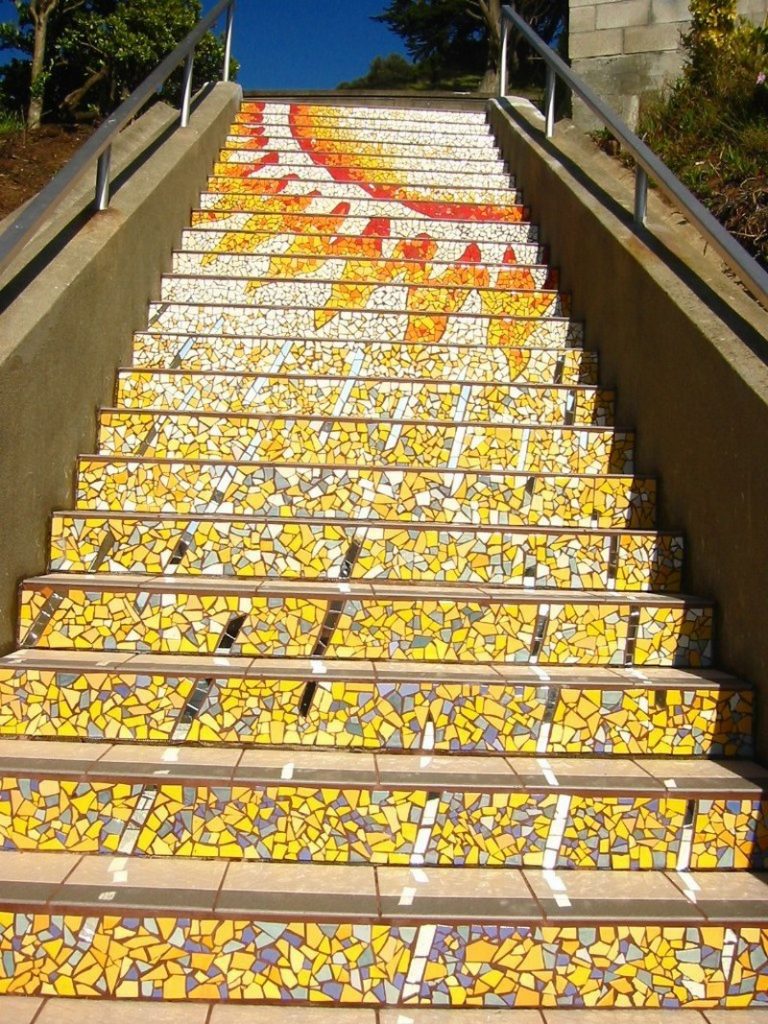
(373, 0), (568, 93)
(0, 0), (236, 127)
(339, 53), (422, 90)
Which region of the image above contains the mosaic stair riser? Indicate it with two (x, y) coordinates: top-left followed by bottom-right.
(49, 516), (682, 591)
(228, 121), (499, 143)
(18, 582), (713, 665)
(239, 102), (491, 124)
(213, 163), (512, 192)
(0, 667), (753, 756)
(131, 337), (591, 382)
(205, 176), (521, 206)
(217, 147), (507, 172)
(179, 231), (547, 266)
(114, 375), (611, 426)
(171, 253), (553, 289)
(3, 912), (768, 1006)
(75, 461), (657, 529)
(198, 192), (526, 225)
(96, 414), (631, 474)
(191, 210), (539, 243)
(220, 137), (505, 163)
(145, 305), (581, 349)
(0, 774), (762, 868)
(157, 279), (568, 319)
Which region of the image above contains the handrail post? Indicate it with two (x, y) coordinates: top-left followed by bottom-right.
(499, 21), (509, 96)
(634, 165), (648, 226)
(95, 145), (112, 211)
(223, 1), (235, 82)
(545, 65), (556, 138)
(180, 51), (195, 127)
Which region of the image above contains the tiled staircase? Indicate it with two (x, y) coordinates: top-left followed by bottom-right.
(0, 99), (766, 1017)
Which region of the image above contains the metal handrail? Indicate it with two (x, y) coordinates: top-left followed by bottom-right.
(500, 3), (768, 308)
(0, 0), (236, 275)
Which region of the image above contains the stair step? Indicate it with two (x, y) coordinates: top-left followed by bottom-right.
(18, 575), (713, 666)
(1, 1005), (765, 1024)
(199, 191), (527, 223)
(50, 513), (681, 591)
(132, 335), (591, 382)
(219, 144), (507, 170)
(97, 411), (630, 473)
(114, 373), (610, 425)
(179, 229), (546, 265)
(145, 301), (580, 349)
(75, 459), (656, 528)
(191, 208), (538, 242)
(214, 158), (511, 190)
(0, 744), (759, 865)
(171, 251), (553, 287)
(227, 122), (500, 148)
(1, 856), (767, 1003)
(158, 276), (566, 318)
(242, 101), (490, 125)
(241, 101), (491, 127)
(0, 651), (751, 756)
(223, 134), (502, 162)
(206, 174), (519, 204)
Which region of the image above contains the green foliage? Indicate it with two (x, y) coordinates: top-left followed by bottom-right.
(339, 53), (423, 90)
(0, 0), (237, 123)
(639, 2), (768, 264)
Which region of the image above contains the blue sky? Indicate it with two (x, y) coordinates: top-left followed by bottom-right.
(0, 0), (409, 90)
(206, 0), (409, 88)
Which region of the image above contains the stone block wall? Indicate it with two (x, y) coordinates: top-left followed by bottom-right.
(569, 0), (768, 127)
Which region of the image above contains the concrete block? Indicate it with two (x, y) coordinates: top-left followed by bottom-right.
(569, 27), (624, 58)
(624, 21), (684, 51)
(570, 5), (598, 32)
(596, 0), (651, 30)
(650, 0), (692, 23)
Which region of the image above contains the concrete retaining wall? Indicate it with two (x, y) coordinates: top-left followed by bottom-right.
(490, 96), (768, 756)
(0, 81), (242, 654)
(569, 0), (768, 127)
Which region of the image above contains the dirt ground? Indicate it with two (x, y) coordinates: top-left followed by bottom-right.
(0, 123), (95, 219)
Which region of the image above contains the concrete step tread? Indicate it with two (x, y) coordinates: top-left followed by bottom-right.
(0, 851), (767, 924)
(0, 649), (743, 688)
(0, 735), (762, 793)
(22, 572), (711, 606)
(2, 1004), (766, 1024)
